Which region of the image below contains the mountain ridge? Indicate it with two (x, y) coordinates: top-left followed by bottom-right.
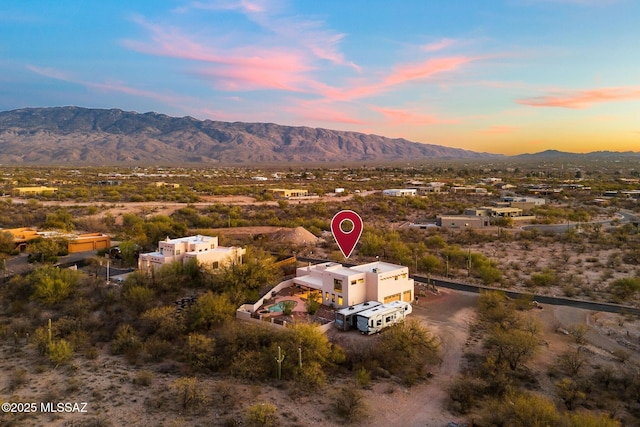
(0, 106), (499, 165)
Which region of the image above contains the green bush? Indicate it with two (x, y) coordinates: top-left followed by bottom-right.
(246, 402), (278, 427)
(47, 339), (73, 365)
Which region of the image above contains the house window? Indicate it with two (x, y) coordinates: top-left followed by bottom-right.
(212, 261), (219, 269)
(175, 250), (180, 255)
(333, 278), (343, 292)
(358, 278), (364, 284)
(351, 280), (357, 286)
(338, 296), (343, 305)
(331, 294), (335, 303)
(325, 292), (329, 301)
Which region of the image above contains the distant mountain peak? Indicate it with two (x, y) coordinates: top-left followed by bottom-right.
(0, 106), (502, 165)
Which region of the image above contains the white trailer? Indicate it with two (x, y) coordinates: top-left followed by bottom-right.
(335, 301), (381, 331)
(356, 301), (412, 335)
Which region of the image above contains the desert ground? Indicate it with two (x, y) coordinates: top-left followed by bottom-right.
(2, 285), (639, 427)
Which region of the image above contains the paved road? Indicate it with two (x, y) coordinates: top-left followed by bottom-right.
(414, 275), (640, 316)
(522, 210), (639, 233)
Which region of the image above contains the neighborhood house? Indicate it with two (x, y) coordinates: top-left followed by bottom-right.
(138, 235), (245, 271)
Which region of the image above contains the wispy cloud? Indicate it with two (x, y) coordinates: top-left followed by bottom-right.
(422, 38), (456, 52)
(26, 64), (186, 105)
(372, 106), (459, 125)
(517, 86), (640, 108)
(320, 56), (478, 101)
(171, 0), (357, 69)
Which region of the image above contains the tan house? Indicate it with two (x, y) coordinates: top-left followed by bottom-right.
(138, 235), (245, 271)
(292, 261), (414, 309)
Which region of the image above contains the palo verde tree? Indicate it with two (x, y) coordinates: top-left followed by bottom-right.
(30, 265), (81, 306)
(208, 247), (280, 304)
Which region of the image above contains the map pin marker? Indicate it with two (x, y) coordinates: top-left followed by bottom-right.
(331, 210), (363, 259)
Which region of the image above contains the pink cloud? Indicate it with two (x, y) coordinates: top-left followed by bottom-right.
(482, 125), (517, 134)
(124, 17), (320, 93)
(422, 38), (456, 52)
(284, 98), (366, 125)
(517, 86), (640, 108)
(372, 107), (459, 126)
(320, 56), (477, 101)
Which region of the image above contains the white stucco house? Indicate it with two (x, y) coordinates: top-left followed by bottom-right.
(292, 261), (414, 308)
(138, 235), (245, 271)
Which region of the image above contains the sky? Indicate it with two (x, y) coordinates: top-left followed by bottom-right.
(1, 0), (639, 155)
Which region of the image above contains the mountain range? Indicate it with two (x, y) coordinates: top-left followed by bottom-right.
(0, 106), (498, 165)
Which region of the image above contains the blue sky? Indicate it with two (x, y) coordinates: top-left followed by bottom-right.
(1, 0), (639, 155)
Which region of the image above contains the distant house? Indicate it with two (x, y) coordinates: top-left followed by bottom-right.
(67, 233), (111, 253)
(382, 188), (417, 197)
(138, 235), (245, 271)
(3, 227), (110, 253)
(151, 181), (180, 188)
(292, 261), (414, 309)
(437, 215), (490, 229)
(13, 186), (58, 196)
(267, 188), (309, 198)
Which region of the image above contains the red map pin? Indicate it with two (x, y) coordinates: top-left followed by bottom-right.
(331, 210), (363, 259)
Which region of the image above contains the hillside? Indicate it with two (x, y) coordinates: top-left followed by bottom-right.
(0, 106), (499, 165)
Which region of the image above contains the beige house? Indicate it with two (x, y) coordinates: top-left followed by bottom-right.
(267, 188), (308, 198)
(292, 261), (414, 309)
(437, 215), (490, 229)
(138, 235), (245, 271)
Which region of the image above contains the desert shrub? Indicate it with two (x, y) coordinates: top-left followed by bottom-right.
(481, 391), (561, 426)
(556, 377), (586, 410)
(566, 411), (621, 427)
(48, 339), (74, 365)
(171, 377), (208, 411)
(143, 336), (173, 362)
(122, 285), (155, 313)
(304, 292), (321, 315)
(446, 374), (486, 414)
(609, 277), (640, 301)
(529, 268), (558, 288)
(186, 333), (216, 372)
(246, 402), (278, 427)
(281, 300), (296, 316)
(140, 306), (185, 339)
(355, 367), (371, 388)
(110, 323), (140, 355)
(132, 370), (154, 387)
(30, 266), (80, 305)
(8, 368), (28, 391)
(332, 385), (367, 422)
(374, 318), (440, 385)
(185, 291), (236, 331)
(568, 324), (590, 344)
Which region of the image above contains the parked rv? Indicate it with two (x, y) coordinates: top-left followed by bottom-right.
(355, 301), (412, 335)
(335, 301), (382, 331)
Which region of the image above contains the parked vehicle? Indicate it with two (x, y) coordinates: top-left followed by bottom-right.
(355, 301), (412, 335)
(335, 301), (381, 331)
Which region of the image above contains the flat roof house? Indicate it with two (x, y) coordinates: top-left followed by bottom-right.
(138, 235), (245, 271)
(292, 261), (414, 309)
(382, 189), (417, 197)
